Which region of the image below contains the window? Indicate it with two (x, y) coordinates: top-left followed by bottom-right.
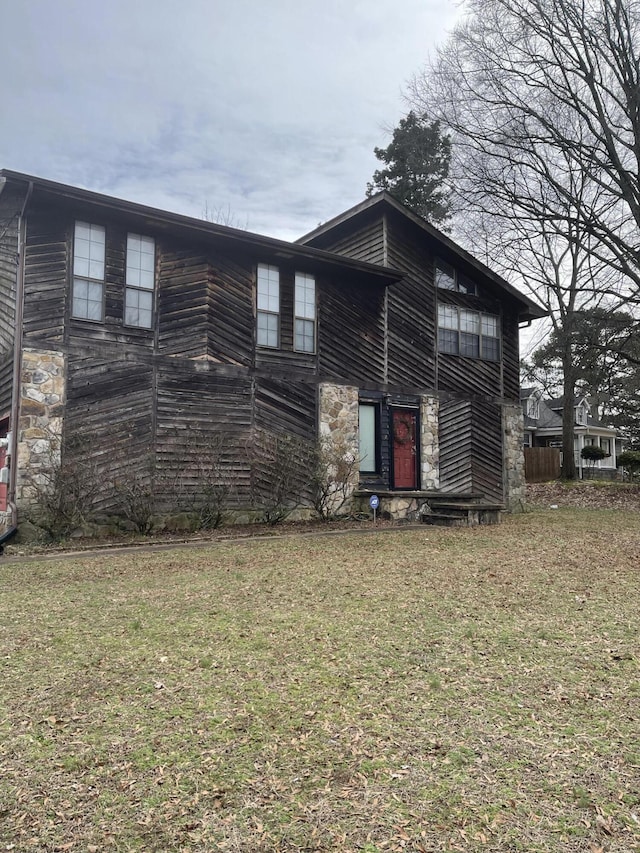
(601, 438), (611, 455)
(576, 404), (588, 425)
(125, 233), (155, 328)
(294, 272), (316, 352)
(527, 394), (540, 419)
(435, 259), (477, 295)
(359, 403), (379, 474)
(437, 304), (500, 361)
(257, 264), (280, 347)
(73, 221), (105, 321)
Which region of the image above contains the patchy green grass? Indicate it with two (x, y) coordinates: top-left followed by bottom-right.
(1, 508), (639, 852)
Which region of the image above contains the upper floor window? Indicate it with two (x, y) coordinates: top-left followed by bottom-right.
(576, 403), (588, 425)
(257, 264), (280, 347)
(435, 259), (477, 296)
(294, 272), (316, 353)
(72, 221), (105, 321)
(438, 303), (500, 361)
(125, 233), (155, 328)
(527, 394), (540, 419)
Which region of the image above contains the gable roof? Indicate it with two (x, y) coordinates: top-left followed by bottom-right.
(298, 192), (547, 323)
(520, 391), (617, 433)
(0, 170), (404, 288)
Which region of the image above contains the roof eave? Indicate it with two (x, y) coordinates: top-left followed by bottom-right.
(298, 191), (548, 321)
(0, 169), (404, 286)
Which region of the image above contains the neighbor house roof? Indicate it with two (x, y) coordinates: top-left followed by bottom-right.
(298, 192), (547, 323)
(521, 391), (617, 433)
(0, 170), (404, 288)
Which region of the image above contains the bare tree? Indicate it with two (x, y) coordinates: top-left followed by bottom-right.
(410, 0), (640, 476)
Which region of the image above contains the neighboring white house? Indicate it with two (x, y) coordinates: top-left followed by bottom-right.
(521, 389), (620, 478)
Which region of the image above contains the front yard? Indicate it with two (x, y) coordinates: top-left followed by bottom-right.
(1, 507), (639, 851)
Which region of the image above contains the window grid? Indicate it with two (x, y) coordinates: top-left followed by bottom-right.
(125, 233), (155, 329)
(294, 272), (316, 352)
(73, 221), (105, 321)
(437, 304), (500, 361)
(257, 264), (280, 347)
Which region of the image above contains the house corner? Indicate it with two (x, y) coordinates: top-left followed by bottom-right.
(503, 403), (526, 511)
(318, 383), (359, 514)
(14, 348), (67, 519)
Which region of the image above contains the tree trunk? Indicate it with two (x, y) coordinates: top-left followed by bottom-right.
(561, 350), (577, 480)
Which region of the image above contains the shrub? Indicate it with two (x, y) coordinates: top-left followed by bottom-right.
(310, 436), (359, 521)
(618, 450), (640, 480)
(580, 445), (609, 462)
(25, 433), (101, 541)
(249, 430), (313, 524)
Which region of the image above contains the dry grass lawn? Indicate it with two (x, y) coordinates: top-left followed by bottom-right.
(1, 506), (639, 852)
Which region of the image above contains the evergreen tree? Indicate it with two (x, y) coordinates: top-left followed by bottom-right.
(367, 112), (451, 228)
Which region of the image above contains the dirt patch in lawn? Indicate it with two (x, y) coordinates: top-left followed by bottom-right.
(527, 480), (640, 511)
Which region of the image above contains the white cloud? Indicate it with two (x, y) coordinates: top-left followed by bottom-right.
(0, 0), (462, 238)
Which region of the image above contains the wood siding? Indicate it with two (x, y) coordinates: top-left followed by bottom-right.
(318, 278), (386, 385)
(207, 254), (254, 366)
(22, 212), (67, 346)
(0, 354), (12, 419)
(439, 400), (473, 493)
(158, 245), (209, 358)
(64, 349), (154, 513)
(439, 399), (503, 501)
(0, 184), (24, 356)
(470, 401), (503, 502)
(501, 308), (521, 401)
(156, 361), (254, 507)
(309, 216), (385, 265)
(386, 216), (436, 388)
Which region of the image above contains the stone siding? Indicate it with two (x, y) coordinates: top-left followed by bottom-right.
(420, 395), (439, 490)
(16, 348), (66, 511)
(503, 403), (526, 511)
(318, 383), (359, 514)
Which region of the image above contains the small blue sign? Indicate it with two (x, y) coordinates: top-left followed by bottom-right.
(369, 495), (379, 510)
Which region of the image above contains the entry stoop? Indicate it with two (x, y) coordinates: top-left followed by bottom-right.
(420, 493), (505, 527)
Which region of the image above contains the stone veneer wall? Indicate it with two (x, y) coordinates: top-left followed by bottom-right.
(420, 394), (439, 490)
(502, 403), (526, 511)
(15, 348), (66, 511)
(318, 383), (359, 514)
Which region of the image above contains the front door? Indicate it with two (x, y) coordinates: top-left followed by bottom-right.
(392, 409), (418, 489)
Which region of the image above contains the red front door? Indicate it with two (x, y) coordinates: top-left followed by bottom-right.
(392, 409), (418, 489)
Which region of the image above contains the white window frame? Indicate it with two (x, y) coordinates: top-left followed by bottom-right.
(437, 304), (500, 361)
(527, 394), (540, 419)
(72, 221), (105, 321)
(257, 264), (280, 348)
(125, 233), (155, 329)
(294, 272), (316, 353)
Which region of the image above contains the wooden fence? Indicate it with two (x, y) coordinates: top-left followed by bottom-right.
(524, 447), (561, 482)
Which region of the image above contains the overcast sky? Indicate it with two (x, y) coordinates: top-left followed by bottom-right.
(1, 0), (463, 241)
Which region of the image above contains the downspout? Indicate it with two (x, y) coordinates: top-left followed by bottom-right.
(4, 180), (34, 542)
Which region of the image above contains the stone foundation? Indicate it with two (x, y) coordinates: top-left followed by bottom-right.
(502, 403), (526, 511)
(16, 348), (66, 511)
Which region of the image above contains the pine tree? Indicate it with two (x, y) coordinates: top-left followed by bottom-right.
(367, 112), (451, 228)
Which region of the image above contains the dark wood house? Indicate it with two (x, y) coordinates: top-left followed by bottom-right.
(0, 171), (544, 537)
